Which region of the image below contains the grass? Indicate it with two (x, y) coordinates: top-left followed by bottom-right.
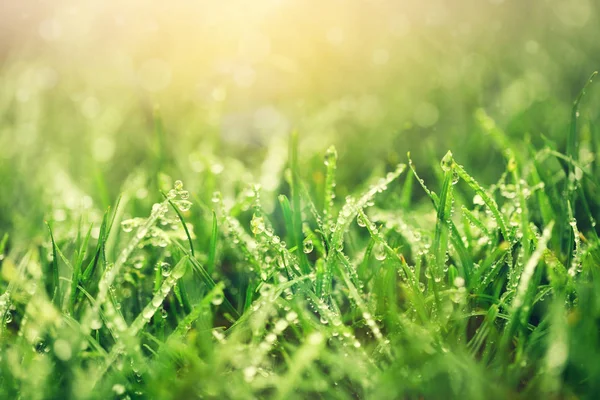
(2, 2), (600, 395)
(1, 70), (600, 400)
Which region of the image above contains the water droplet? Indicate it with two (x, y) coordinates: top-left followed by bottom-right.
(274, 319), (289, 332)
(151, 296), (163, 307)
(167, 189), (177, 200)
(250, 214), (265, 235)
(357, 213), (367, 227)
(243, 366), (257, 382)
(259, 284), (273, 298)
(133, 257), (144, 270)
(324, 146), (337, 167)
(90, 318), (103, 330)
(440, 151), (453, 172)
(212, 291), (224, 306)
(286, 311), (298, 322)
(121, 219), (135, 233)
(303, 239), (314, 254)
(160, 262), (171, 277)
(374, 243), (387, 261)
(26, 282), (37, 295)
(176, 200), (192, 212)
(453, 276), (465, 287)
(451, 171), (459, 185)
(142, 308), (154, 320)
(112, 384), (126, 396)
(308, 332), (324, 345)
(4, 311), (12, 324)
(53, 339), (72, 361)
(174, 180), (184, 191)
(265, 333), (277, 343)
(161, 308), (168, 319)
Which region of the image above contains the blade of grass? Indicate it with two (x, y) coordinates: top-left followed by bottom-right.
(207, 210), (218, 275)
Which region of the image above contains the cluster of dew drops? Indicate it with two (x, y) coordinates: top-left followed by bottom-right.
(120, 180), (192, 249)
(116, 179), (193, 287)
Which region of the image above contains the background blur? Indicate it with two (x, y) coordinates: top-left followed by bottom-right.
(1, 0), (599, 241)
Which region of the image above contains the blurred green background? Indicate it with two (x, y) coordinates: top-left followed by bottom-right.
(1, 0), (599, 243)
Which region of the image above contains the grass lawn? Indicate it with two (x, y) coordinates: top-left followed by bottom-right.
(1, 1), (600, 399)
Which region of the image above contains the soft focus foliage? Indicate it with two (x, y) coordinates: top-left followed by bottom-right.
(1, 1), (600, 399)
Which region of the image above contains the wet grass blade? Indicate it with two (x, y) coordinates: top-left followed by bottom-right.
(46, 222), (62, 308)
(433, 151), (455, 279)
(207, 210), (218, 275)
(162, 190), (195, 257)
(279, 194), (310, 274)
(563, 71), (597, 268)
(453, 157), (510, 241)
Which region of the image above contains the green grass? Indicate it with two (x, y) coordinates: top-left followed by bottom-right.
(2, 70), (600, 400)
(2, 2), (600, 395)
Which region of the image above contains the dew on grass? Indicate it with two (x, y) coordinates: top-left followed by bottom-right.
(303, 239), (314, 254)
(121, 219), (136, 233)
(473, 194), (485, 206)
(274, 319), (288, 333)
(133, 256), (144, 270)
(160, 262), (171, 277)
(374, 243), (387, 260)
(212, 291), (224, 306)
(440, 151), (453, 172)
(453, 276), (465, 287)
(308, 332), (324, 345)
(112, 384), (126, 396)
(324, 146), (337, 167)
(259, 283), (273, 298)
(142, 308), (154, 320)
(53, 339), (72, 361)
(357, 213), (367, 227)
(211, 330), (225, 342)
(285, 311), (298, 322)
(452, 171), (460, 185)
(265, 333), (277, 343)
(243, 366), (257, 382)
(151, 296), (163, 308)
(90, 318), (103, 330)
(251, 215), (265, 234)
(175, 200), (192, 212)
(174, 180), (184, 191)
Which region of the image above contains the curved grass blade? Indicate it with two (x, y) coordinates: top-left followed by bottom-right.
(207, 210), (218, 275)
(162, 190), (195, 257)
(409, 154), (472, 280)
(434, 151), (455, 280)
(452, 158), (510, 241)
(563, 71), (597, 268)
